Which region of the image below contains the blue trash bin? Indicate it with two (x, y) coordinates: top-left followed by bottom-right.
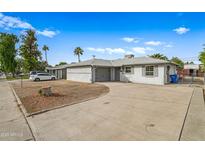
(170, 74), (178, 83)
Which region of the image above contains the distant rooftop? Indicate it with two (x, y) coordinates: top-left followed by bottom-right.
(184, 64), (200, 70)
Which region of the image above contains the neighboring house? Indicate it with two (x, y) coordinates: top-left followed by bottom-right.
(46, 55), (177, 85)
(47, 64), (68, 79)
(183, 64), (203, 77)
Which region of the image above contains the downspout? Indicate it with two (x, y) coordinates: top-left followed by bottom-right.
(91, 65), (95, 83)
(91, 58), (95, 83)
(91, 65), (94, 83)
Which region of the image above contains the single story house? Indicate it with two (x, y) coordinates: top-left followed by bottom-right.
(183, 64), (203, 77)
(46, 55), (177, 85)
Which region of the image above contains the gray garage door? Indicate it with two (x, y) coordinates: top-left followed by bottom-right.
(95, 67), (111, 82)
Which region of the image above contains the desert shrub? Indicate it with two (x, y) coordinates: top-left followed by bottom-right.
(38, 89), (43, 95)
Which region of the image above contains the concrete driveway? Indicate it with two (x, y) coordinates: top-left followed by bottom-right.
(27, 82), (194, 140)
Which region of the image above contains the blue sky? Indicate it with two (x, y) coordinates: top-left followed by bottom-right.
(0, 12), (204, 65)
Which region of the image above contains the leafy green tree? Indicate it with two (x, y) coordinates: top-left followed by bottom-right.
(199, 48), (205, 71)
(149, 53), (169, 61)
(36, 61), (47, 71)
(55, 61), (68, 66)
(42, 45), (49, 64)
(15, 57), (24, 74)
(74, 47), (84, 62)
(185, 61), (193, 64)
(170, 57), (184, 69)
(19, 30), (42, 72)
(0, 33), (19, 77)
(199, 47), (205, 83)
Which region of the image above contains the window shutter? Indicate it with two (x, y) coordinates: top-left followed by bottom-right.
(154, 65), (158, 77)
(142, 66), (145, 76)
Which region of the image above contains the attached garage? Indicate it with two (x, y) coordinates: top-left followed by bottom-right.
(95, 67), (111, 82)
(67, 66), (92, 83)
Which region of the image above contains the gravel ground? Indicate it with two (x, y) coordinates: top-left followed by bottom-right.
(10, 80), (109, 114)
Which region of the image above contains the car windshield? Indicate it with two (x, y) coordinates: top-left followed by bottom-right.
(30, 72), (37, 75)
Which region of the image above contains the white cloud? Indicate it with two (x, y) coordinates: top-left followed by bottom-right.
(105, 48), (126, 54)
(164, 44), (173, 48)
(87, 46), (155, 55)
(87, 47), (127, 54)
(37, 30), (59, 38)
(122, 37), (140, 43)
(87, 47), (106, 53)
(173, 27), (190, 35)
(144, 41), (162, 46)
(0, 13), (34, 29)
(132, 47), (154, 54)
(145, 40), (174, 48)
(0, 13), (59, 38)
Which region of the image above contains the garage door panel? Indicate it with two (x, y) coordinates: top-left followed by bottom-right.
(67, 67), (92, 83)
(95, 68), (111, 82)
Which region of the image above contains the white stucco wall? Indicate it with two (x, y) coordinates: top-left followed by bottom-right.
(67, 66), (92, 83)
(110, 68), (115, 81)
(120, 65), (165, 85)
(164, 64), (177, 83)
(169, 65), (177, 75)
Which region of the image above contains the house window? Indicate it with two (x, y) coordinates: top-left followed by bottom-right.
(125, 66), (132, 73)
(145, 66), (154, 76)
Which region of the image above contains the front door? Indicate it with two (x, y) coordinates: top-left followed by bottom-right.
(115, 67), (120, 81)
(167, 65), (170, 83)
(190, 69), (194, 76)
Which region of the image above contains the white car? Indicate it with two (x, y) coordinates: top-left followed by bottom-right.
(29, 73), (56, 81)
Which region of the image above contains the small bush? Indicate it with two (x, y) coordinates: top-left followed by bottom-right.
(38, 89), (43, 95)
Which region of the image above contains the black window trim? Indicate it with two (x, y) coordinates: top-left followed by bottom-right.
(125, 66), (132, 73)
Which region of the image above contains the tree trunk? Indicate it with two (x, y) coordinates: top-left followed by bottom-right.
(45, 51), (47, 63)
(12, 72), (15, 78)
(78, 55), (80, 62)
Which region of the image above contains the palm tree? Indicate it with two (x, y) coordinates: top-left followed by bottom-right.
(74, 47), (84, 62)
(199, 51), (205, 69)
(149, 53), (169, 61)
(42, 45), (49, 63)
(199, 46), (205, 83)
(170, 57), (184, 69)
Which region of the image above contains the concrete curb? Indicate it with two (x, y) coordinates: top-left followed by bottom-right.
(178, 87), (195, 141)
(179, 87), (205, 140)
(9, 84), (37, 141)
(10, 86), (30, 117)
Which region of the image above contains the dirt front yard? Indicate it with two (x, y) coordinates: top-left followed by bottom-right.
(10, 80), (109, 114)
